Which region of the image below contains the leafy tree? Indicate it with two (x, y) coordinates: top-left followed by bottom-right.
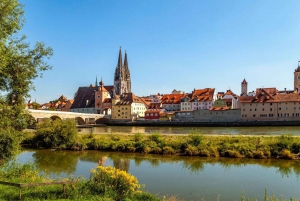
(0, 0), (53, 161)
(0, 0), (53, 131)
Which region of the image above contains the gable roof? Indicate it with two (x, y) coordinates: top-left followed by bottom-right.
(191, 88), (215, 102)
(161, 93), (184, 104)
(115, 93), (145, 105)
(239, 87), (300, 103)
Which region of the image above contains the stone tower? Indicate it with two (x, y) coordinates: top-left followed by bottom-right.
(95, 78), (110, 114)
(114, 47), (131, 95)
(241, 79), (248, 96)
(294, 63), (300, 94)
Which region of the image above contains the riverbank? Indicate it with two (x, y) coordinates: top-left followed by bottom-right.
(105, 120), (300, 127)
(24, 131), (300, 160)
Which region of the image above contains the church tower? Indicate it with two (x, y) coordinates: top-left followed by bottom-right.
(114, 47), (131, 95)
(241, 79), (248, 96)
(294, 62), (300, 94)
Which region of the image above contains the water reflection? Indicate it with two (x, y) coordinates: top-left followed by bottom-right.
(24, 150), (300, 179)
(18, 150), (300, 200)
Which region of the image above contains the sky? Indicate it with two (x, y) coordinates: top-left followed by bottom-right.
(19, 0), (300, 103)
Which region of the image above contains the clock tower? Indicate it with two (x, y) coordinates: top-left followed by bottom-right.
(294, 62), (300, 94)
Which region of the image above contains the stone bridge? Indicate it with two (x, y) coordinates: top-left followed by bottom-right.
(27, 109), (105, 124)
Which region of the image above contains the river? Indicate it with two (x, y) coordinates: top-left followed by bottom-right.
(18, 149), (300, 201)
(78, 125), (300, 135)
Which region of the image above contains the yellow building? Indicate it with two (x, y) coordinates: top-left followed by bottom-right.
(111, 93), (147, 121)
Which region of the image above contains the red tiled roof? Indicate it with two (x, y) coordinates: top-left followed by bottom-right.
(239, 88), (300, 103)
(191, 88), (215, 102)
(161, 94), (184, 104)
(209, 106), (229, 111)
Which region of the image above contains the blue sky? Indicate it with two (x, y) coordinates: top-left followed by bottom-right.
(20, 0), (300, 103)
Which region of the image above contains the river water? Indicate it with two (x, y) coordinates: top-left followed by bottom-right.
(79, 125), (300, 135)
(18, 149), (300, 201)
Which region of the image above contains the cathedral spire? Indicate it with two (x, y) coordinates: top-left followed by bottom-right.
(95, 76), (98, 87)
(124, 50), (128, 69)
(117, 46), (123, 68)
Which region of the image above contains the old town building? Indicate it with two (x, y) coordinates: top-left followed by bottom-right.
(161, 93), (184, 111)
(111, 93), (147, 120)
(190, 88), (215, 110)
(240, 87), (300, 121)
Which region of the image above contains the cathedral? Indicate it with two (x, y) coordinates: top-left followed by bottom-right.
(114, 47), (131, 95)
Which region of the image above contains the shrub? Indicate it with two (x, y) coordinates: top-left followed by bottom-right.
(281, 149), (294, 159)
(163, 146), (175, 155)
(149, 132), (163, 144)
(224, 150), (243, 158)
(88, 166), (141, 201)
(185, 145), (199, 156)
(134, 133), (143, 142)
(32, 119), (78, 149)
(188, 134), (203, 146)
(143, 146), (152, 154)
(152, 147), (162, 154)
(0, 128), (22, 161)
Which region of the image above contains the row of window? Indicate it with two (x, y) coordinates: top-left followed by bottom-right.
(243, 107), (300, 112)
(145, 113), (159, 116)
(242, 113), (300, 118)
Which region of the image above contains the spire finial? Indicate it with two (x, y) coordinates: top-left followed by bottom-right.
(117, 47), (123, 68)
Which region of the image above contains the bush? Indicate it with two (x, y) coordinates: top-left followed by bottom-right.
(32, 119), (78, 149)
(0, 128), (22, 161)
(185, 145), (199, 156)
(88, 166), (141, 201)
(188, 134), (203, 146)
(281, 149), (294, 159)
(163, 146), (175, 155)
(134, 133), (143, 142)
(149, 132), (163, 144)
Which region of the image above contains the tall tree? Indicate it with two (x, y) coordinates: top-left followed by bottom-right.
(0, 0), (53, 131)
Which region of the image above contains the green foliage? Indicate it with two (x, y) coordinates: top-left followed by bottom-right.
(32, 119), (79, 149)
(188, 134), (204, 146)
(134, 133), (142, 142)
(0, 0), (53, 130)
(149, 132), (162, 143)
(0, 128), (22, 161)
(88, 166), (141, 201)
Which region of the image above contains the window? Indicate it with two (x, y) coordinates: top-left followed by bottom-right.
(270, 103), (272, 105)
(270, 108), (272, 111)
(279, 108), (281, 110)
(253, 114), (256, 117)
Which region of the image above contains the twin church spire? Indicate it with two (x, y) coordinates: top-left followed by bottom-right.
(114, 47), (131, 95)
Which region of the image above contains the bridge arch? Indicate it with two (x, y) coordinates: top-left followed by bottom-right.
(75, 117), (85, 125)
(96, 117), (110, 124)
(50, 115), (62, 121)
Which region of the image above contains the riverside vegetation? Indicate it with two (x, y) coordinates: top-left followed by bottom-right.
(1, 119), (299, 200)
(26, 119), (300, 160)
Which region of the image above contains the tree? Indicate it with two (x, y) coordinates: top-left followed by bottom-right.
(0, 0), (53, 130)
